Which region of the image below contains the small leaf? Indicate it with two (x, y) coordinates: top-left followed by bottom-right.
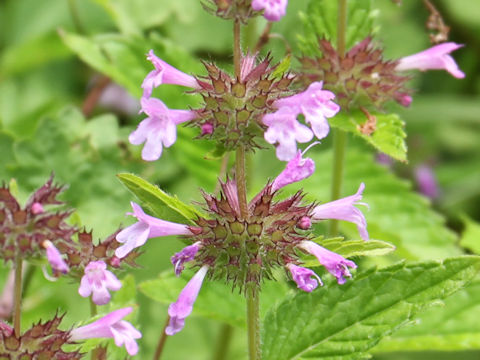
(262, 256), (480, 360)
(303, 237), (395, 267)
(329, 111), (407, 162)
(271, 54), (292, 79)
(460, 216), (480, 254)
(117, 173), (205, 224)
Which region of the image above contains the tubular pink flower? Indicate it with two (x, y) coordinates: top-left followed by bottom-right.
(312, 183), (369, 241)
(263, 108), (314, 161)
(414, 165), (439, 199)
(78, 261), (122, 305)
(70, 307), (142, 356)
(251, 0), (288, 22)
(297, 216), (312, 230)
(166, 265), (209, 336)
(395, 42), (465, 79)
(287, 263), (322, 292)
(42, 240), (69, 274)
(300, 241), (357, 284)
(115, 202), (192, 259)
(275, 82), (340, 140)
(130, 97), (197, 161)
(142, 50), (199, 98)
(171, 242), (201, 276)
(271, 145), (316, 191)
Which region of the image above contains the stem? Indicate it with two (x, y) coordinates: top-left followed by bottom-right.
(153, 316), (170, 360)
(254, 22), (273, 53)
(82, 76), (111, 117)
(246, 286), (261, 360)
(233, 20), (241, 78)
(215, 153), (231, 195)
(329, 0), (349, 237)
(67, 0), (86, 34)
(13, 257), (22, 337)
(90, 298), (97, 317)
(236, 146), (248, 219)
(213, 323), (234, 360)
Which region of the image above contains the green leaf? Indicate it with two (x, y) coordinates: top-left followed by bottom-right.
(262, 256), (480, 360)
(117, 173), (205, 224)
(271, 54), (292, 79)
(373, 279), (480, 352)
(460, 216), (480, 254)
(139, 269), (289, 328)
(298, 0), (377, 57)
(330, 111), (407, 162)
(303, 237), (395, 267)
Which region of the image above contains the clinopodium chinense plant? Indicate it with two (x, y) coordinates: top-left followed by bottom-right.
(1, 0), (476, 359)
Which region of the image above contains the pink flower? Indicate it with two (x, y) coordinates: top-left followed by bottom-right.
(130, 97), (197, 161)
(395, 42), (465, 79)
(31, 202), (44, 214)
(78, 261), (122, 305)
(42, 240), (69, 274)
(70, 307), (141, 356)
(251, 0), (288, 22)
(312, 183), (369, 241)
(414, 165), (439, 199)
(275, 82), (340, 140)
(166, 266), (209, 335)
(142, 50), (199, 98)
(271, 146), (316, 191)
(171, 242), (201, 276)
(300, 241), (357, 284)
(263, 108), (313, 161)
(115, 202), (192, 259)
(287, 264), (322, 292)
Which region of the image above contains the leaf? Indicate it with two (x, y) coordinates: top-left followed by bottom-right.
(117, 173), (205, 224)
(139, 269), (289, 328)
(271, 54), (292, 79)
(329, 111), (407, 162)
(262, 256), (480, 360)
(373, 279), (480, 353)
(460, 216), (480, 254)
(298, 0), (378, 57)
(303, 237), (395, 267)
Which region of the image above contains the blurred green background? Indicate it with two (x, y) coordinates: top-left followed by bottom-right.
(0, 0), (479, 358)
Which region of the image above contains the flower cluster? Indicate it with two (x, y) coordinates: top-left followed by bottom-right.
(130, 51), (340, 161)
(298, 38), (464, 109)
(203, 0), (288, 22)
(116, 152), (369, 335)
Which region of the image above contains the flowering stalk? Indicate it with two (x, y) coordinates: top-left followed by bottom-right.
(329, 0), (348, 237)
(13, 256), (22, 337)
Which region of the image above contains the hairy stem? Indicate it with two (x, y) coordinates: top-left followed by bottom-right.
(213, 323), (234, 360)
(236, 146), (249, 219)
(13, 257), (22, 337)
(246, 286), (261, 360)
(153, 316), (170, 360)
(329, 0), (348, 236)
(234, 20), (241, 77)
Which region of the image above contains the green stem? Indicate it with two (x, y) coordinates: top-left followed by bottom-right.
(246, 286), (261, 360)
(233, 20), (241, 78)
(213, 323), (234, 360)
(153, 316), (170, 360)
(90, 299), (100, 360)
(328, 129), (348, 237)
(90, 298), (97, 317)
(13, 257), (22, 337)
(329, 0), (349, 237)
(235, 146), (249, 219)
(67, 0), (86, 34)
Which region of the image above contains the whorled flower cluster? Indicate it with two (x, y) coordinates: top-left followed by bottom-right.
(129, 50), (340, 162)
(298, 38), (464, 109)
(203, 0), (289, 23)
(116, 151), (369, 335)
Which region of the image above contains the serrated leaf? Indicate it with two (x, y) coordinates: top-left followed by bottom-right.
(303, 238), (395, 267)
(139, 270), (289, 328)
(329, 111), (407, 162)
(298, 0), (377, 57)
(262, 256), (480, 360)
(373, 279), (480, 352)
(117, 173), (205, 224)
